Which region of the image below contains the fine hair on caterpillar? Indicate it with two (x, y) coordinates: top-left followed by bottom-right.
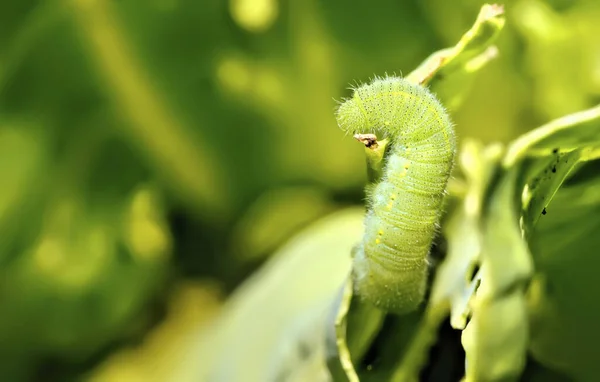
(336, 75), (456, 313)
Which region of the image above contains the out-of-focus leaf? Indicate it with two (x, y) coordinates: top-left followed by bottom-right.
(526, 170), (600, 381)
(319, 0), (434, 64)
(229, 0), (279, 33)
(176, 208), (363, 382)
(0, 123), (48, 258)
(0, 185), (170, 378)
(512, 0), (591, 119)
(0, 2), (64, 95)
(266, 296), (338, 382)
(86, 281), (222, 382)
(63, 0), (231, 221)
(462, 169), (532, 382)
(432, 139), (503, 330)
(229, 187), (335, 263)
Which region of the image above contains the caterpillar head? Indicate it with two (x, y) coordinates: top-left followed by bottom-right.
(335, 97), (370, 136)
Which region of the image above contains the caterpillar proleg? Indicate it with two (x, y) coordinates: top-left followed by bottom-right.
(336, 76), (456, 313)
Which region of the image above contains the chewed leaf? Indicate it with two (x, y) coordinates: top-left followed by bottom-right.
(480, 170), (533, 300)
(504, 104), (600, 166)
(432, 140), (503, 330)
(462, 292), (529, 382)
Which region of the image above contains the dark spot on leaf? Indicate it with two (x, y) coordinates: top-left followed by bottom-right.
(297, 340), (311, 360)
(552, 165), (556, 173)
(542, 208), (547, 215)
(552, 148), (559, 154)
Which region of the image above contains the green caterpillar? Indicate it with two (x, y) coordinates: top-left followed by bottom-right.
(336, 75), (456, 313)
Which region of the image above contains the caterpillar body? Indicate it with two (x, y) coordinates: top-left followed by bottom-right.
(336, 76), (456, 313)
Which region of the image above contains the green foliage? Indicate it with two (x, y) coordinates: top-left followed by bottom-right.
(200, 3), (600, 382)
(2, 0), (600, 381)
(191, 209), (363, 382)
(325, 4), (600, 382)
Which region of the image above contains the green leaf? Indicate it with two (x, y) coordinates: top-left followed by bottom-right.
(326, 276), (386, 382)
(327, 279), (361, 382)
(406, 4), (505, 110)
(526, 167), (600, 381)
(0, 123), (48, 260)
(388, 306), (447, 382)
(190, 208), (362, 382)
(406, 3), (505, 84)
(228, 186), (335, 263)
(432, 139), (503, 330)
(462, 169), (533, 382)
(521, 149), (586, 237)
(492, 97), (600, 381)
(0, 186), (170, 364)
(504, 104), (600, 167)
(64, 0), (232, 221)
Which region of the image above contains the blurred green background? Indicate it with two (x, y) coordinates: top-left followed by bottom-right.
(1, 0), (599, 381)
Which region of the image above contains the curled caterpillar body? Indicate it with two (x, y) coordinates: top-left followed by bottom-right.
(336, 76), (456, 313)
